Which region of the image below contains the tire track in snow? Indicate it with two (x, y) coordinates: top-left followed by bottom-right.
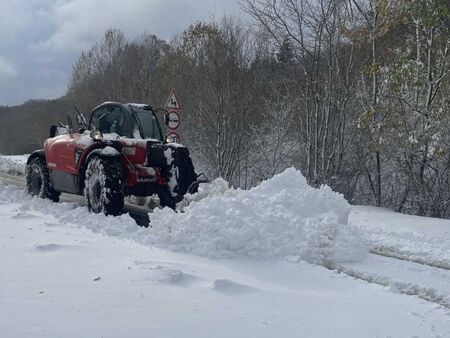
(338, 253), (450, 309)
(355, 223), (450, 275)
(370, 247), (450, 271)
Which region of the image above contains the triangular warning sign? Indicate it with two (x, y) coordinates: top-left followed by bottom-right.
(164, 89), (181, 110)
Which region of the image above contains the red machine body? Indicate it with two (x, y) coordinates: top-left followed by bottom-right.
(26, 102), (199, 213)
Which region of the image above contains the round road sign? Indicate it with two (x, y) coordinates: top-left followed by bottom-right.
(166, 130), (181, 143)
(167, 111), (180, 130)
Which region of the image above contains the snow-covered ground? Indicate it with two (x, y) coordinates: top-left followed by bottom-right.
(350, 205), (450, 269)
(2, 189), (450, 337)
(1, 155), (450, 337)
(0, 154), (28, 175)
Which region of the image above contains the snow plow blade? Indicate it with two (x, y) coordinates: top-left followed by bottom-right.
(187, 173), (209, 194)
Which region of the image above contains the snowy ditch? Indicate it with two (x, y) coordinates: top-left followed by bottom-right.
(0, 168), (368, 267)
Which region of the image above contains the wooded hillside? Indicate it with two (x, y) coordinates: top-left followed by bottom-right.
(2, 0), (450, 217)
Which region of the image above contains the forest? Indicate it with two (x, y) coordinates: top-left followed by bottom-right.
(1, 0), (450, 218)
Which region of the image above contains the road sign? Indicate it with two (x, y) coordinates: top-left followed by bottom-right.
(164, 89), (181, 111)
(166, 130), (181, 143)
(167, 110), (180, 130)
(164, 89), (182, 142)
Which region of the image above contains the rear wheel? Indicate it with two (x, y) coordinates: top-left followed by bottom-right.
(84, 157), (124, 216)
(25, 157), (60, 202)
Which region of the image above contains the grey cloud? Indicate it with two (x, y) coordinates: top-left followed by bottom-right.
(0, 57), (18, 83)
(0, 0), (242, 106)
(32, 0), (242, 52)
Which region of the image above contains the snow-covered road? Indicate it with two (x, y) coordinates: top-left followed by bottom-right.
(1, 155), (450, 337)
(1, 200), (450, 337)
(0, 168), (150, 226)
(350, 205), (450, 270)
(341, 253), (450, 307)
(337, 206), (450, 309)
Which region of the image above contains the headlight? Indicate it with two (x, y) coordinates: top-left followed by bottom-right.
(166, 135), (176, 143)
(90, 130), (103, 141)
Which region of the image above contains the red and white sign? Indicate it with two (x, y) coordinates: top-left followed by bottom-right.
(167, 110), (180, 130)
(166, 130), (180, 143)
(164, 89), (182, 142)
(164, 89), (181, 111)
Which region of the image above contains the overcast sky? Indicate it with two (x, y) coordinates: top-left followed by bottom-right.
(0, 0), (242, 106)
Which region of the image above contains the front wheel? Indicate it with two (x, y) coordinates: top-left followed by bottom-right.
(25, 157), (60, 202)
(84, 157), (124, 216)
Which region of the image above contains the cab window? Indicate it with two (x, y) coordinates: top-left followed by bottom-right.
(134, 109), (163, 141)
(90, 106), (132, 137)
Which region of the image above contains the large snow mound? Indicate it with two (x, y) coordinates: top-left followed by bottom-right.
(149, 168), (367, 265)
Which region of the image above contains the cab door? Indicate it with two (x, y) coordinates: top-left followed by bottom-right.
(44, 132), (84, 194)
(45, 134), (80, 174)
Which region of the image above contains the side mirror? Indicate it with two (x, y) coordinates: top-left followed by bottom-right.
(50, 124), (70, 137)
(49, 125), (57, 138)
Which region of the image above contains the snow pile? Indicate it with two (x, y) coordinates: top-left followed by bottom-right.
(0, 167), (367, 266)
(0, 155), (28, 175)
(177, 177), (230, 209)
(149, 168), (367, 265)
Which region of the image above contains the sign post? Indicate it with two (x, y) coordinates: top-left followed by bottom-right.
(164, 89), (182, 143)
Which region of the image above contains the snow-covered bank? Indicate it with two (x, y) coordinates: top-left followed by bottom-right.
(2, 197), (450, 337)
(0, 154), (28, 175)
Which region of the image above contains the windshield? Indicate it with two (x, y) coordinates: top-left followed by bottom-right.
(90, 106), (132, 137)
(133, 108), (163, 141)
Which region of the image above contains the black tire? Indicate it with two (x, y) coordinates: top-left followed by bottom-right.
(84, 156), (124, 216)
(25, 157), (60, 202)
